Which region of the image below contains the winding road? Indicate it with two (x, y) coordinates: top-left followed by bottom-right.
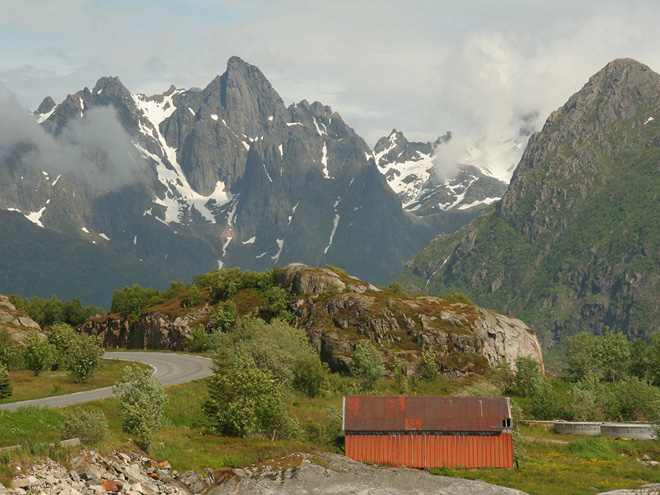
(0, 352), (214, 412)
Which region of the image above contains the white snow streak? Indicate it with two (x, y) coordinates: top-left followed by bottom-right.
(313, 117), (327, 136)
(262, 162), (273, 183)
(51, 174), (61, 186)
(132, 91), (232, 224)
(81, 227), (89, 233)
(222, 237), (232, 256)
(271, 238), (284, 263)
(457, 197), (500, 210)
(36, 106), (56, 124)
(256, 252), (268, 259)
(321, 143), (332, 179)
(644, 116), (655, 125)
(324, 197), (341, 254)
(242, 236), (256, 245)
(99, 233), (110, 241)
(133, 235), (138, 245)
(288, 201), (299, 226)
(286, 122), (302, 127)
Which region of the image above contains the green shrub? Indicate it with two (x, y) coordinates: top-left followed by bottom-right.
(207, 300), (237, 333)
(60, 408), (109, 445)
(23, 330), (55, 376)
(293, 355), (328, 398)
(419, 349), (438, 382)
(113, 364), (168, 452)
(0, 363), (12, 399)
(203, 349), (300, 440)
(181, 288), (204, 308)
(442, 292), (474, 305)
(0, 328), (23, 371)
(65, 334), (105, 383)
(349, 343), (385, 392)
(185, 326), (214, 353)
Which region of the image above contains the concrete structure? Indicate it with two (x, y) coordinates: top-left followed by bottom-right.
(554, 421), (602, 436)
(600, 423), (655, 440)
(343, 396), (514, 469)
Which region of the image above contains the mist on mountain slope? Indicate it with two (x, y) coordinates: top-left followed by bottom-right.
(0, 90), (148, 190)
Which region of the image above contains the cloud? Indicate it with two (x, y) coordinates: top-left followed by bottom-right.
(0, 91), (148, 190)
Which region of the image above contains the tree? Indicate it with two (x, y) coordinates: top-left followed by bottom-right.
(207, 300), (237, 333)
(564, 332), (598, 381)
(0, 328), (23, 371)
(48, 323), (78, 370)
(419, 349), (438, 382)
(530, 376), (561, 419)
(293, 355), (328, 398)
(513, 356), (542, 397)
(66, 334), (105, 382)
(23, 330), (55, 376)
(113, 364), (167, 452)
(0, 363), (12, 399)
(596, 329), (630, 383)
(349, 343), (385, 391)
(489, 359), (515, 394)
(202, 349), (299, 439)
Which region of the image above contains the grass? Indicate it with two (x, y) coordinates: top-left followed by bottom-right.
(431, 427), (660, 495)
(0, 358), (149, 404)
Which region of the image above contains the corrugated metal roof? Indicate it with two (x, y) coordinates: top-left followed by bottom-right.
(343, 396), (511, 432)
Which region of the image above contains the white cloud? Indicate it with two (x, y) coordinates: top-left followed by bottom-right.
(2, 0), (660, 153)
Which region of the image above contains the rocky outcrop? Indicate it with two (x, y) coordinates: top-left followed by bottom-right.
(188, 452), (528, 495)
(276, 263), (378, 295)
(0, 295), (42, 343)
(280, 264), (543, 376)
(4, 451), (528, 495)
(80, 308), (211, 350)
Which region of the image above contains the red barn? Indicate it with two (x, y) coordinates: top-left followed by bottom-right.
(343, 396), (514, 469)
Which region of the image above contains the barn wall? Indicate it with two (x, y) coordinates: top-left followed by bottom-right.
(345, 431), (513, 469)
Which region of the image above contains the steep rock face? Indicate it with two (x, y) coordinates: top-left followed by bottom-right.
(400, 59), (660, 345)
(0, 295), (42, 342)
(80, 308), (211, 350)
(279, 264), (543, 375)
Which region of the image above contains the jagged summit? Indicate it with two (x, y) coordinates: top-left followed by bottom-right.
(35, 96), (56, 115)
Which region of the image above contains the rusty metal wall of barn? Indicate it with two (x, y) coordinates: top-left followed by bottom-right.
(345, 432), (514, 469)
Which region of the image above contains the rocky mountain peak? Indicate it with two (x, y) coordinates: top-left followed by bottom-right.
(92, 76), (132, 98)
(35, 96), (56, 115)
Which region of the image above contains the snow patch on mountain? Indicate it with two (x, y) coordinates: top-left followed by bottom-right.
(132, 91), (233, 223)
(271, 238), (284, 262)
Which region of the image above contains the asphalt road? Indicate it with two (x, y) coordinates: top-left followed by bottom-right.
(0, 351), (214, 412)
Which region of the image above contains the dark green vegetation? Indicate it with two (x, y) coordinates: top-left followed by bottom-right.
(8, 294), (105, 328)
(0, 210), (186, 308)
(489, 332), (660, 424)
(400, 59), (660, 345)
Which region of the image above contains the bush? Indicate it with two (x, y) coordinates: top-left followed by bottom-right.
(207, 300), (237, 333)
(304, 406), (343, 446)
(488, 359), (515, 394)
(65, 334), (105, 383)
(48, 323), (78, 370)
(0, 328), (23, 371)
(113, 364), (168, 452)
(213, 318), (317, 388)
(293, 355), (328, 398)
(419, 349), (438, 382)
(23, 330), (55, 376)
(60, 408), (109, 445)
(181, 288), (204, 308)
(0, 363), (12, 399)
(513, 356), (542, 397)
(442, 292), (474, 305)
(203, 349), (300, 440)
(349, 343), (385, 392)
(185, 326), (214, 353)
(530, 376), (561, 419)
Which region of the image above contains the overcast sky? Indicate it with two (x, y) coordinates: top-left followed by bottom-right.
(2, 0), (660, 148)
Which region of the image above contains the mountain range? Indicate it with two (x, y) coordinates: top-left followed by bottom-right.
(0, 57), (507, 307)
(399, 58), (660, 346)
